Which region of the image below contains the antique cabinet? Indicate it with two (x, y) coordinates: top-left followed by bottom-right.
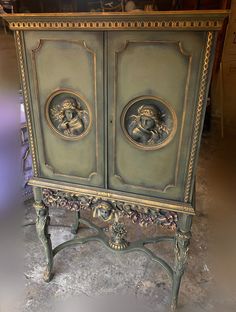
(4, 11), (228, 310)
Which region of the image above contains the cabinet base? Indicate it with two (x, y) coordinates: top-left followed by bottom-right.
(33, 186), (193, 311)
(53, 217), (174, 279)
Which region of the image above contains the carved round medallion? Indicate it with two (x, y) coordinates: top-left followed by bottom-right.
(45, 90), (91, 140)
(121, 96), (177, 150)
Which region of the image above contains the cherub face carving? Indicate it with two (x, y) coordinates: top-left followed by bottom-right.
(46, 91), (91, 140)
(122, 97), (177, 150)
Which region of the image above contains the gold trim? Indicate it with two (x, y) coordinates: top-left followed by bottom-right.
(108, 240), (129, 250)
(45, 89), (92, 141)
(15, 30), (39, 176)
(8, 20), (224, 31)
(184, 31), (213, 202)
(29, 177), (195, 215)
(33, 202), (44, 209)
(4, 11), (228, 31)
(121, 95), (177, 151)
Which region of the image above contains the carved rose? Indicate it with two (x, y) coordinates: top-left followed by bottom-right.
(42, 189), (177, 229)
(58, 199), (68, 208)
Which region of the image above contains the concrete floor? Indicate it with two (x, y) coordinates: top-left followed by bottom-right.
(0, 29), (236, 312)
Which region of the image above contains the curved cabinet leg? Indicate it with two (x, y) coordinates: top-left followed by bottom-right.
(171, 214), (192, 311)
(71, 210), (80, 234)
(33, 187), (53, 282)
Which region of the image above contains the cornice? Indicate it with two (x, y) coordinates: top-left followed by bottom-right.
(2, 10), (229, 31)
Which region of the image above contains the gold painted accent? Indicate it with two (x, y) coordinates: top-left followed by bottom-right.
(184, 31), (213, 202)
(8, 20), (223, 31)
(92, 201), (116, 222)
(4, 11), (227, 31)
(45, 89), (92, 141)
(43, 269), (53, 282)
(108, 240), (129, 250)
(33, 201), (44, 209)
(15, 30), (38, 176)
(121, 95), (177, 150)
(108, 222), (128, 250)
(29, 177), (195, 215)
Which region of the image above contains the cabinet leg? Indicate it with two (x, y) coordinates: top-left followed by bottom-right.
(33, 187), (53, 282)
(171, 214), (192, 311)
(71, 210), (80, 234)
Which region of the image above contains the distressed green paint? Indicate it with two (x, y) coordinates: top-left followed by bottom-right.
(6, 11), (227, 311)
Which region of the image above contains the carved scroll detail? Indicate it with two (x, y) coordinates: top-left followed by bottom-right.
(43, 188), (178, 229)
(174, 230), (191, 275)
(34, 201), (53, 282)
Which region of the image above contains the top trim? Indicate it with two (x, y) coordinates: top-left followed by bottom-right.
(2, 10), (229, 31)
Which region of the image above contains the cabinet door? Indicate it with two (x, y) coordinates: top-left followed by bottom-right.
(24, 31), (104, 187)
(107, 31), (207, 201)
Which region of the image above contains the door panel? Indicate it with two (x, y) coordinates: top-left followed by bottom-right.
(24, 31), (104, 187)
(107, 31), (206, 201)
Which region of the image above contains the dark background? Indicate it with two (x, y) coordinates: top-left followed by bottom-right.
(2, 0), (231, 13)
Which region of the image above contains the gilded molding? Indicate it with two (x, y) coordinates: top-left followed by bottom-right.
(184, 31), (213, 202)
(7, 19), (224, 31)
(42, 188), (178, 228)
(3, 11), (228, 31)
(29, 177), (195, 214)
(15, 30), (38, 176)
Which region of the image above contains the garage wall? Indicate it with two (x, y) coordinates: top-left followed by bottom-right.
(212, 0), (236, 133)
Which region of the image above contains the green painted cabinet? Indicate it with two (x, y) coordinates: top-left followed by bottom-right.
(4, 11), (228, 309)
(6, 11), (227, 214)
(7, 12), (226, 212)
